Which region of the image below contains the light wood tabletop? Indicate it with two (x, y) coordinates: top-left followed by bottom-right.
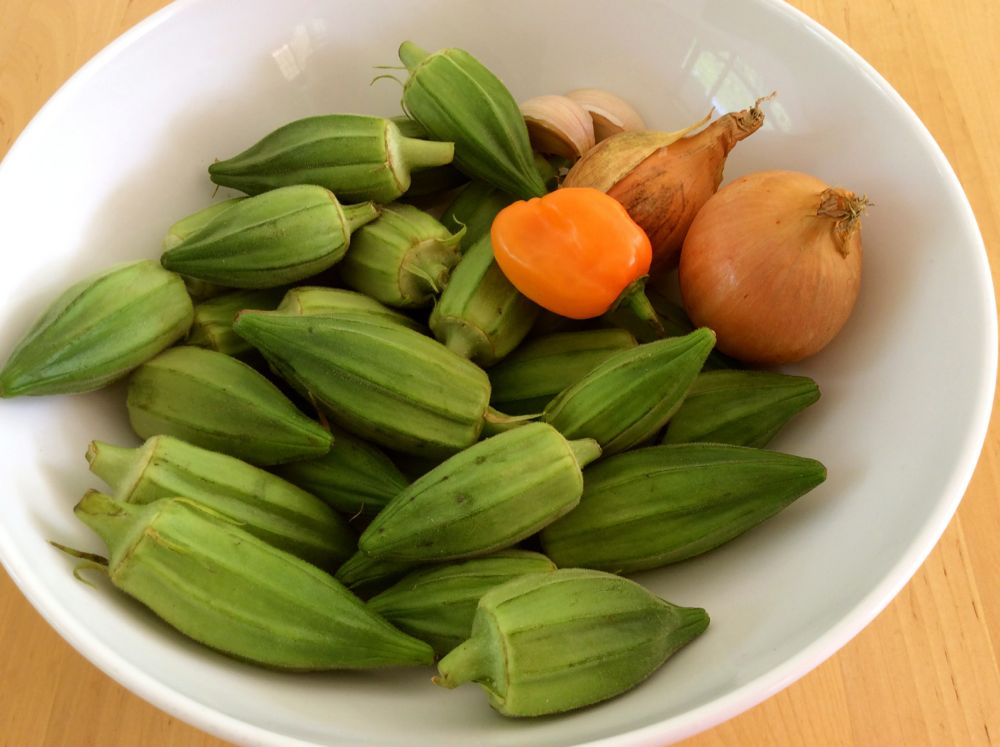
(1, 0), (998, 745)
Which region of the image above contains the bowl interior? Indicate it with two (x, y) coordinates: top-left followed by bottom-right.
(0, 0), (994, 745)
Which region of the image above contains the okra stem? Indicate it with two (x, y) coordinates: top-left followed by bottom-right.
(397, 135), (456, 172)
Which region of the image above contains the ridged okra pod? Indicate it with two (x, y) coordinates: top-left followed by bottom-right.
(233, 311), (492, 458)
(64, 492), (432, 669)
(646, 287), (734, 370)
(359, 423), (601, 562)
(0, 260), (193, 398)
(87, 436), (355, 569)
(544, 328), (716, 454)
(161, 185), (378, 288)
(186, 287), (286, 356)
(275, 286), (426, 333)
(126, 346), (331, 466)
(439, 181), (516, 251)
(540, 444), (827, 573)
(163, 199), (247, 301)
(274, 424), (409, 519)
(434, 568), (709, 716)
(399, 43), (547, 200)
(662, 370), (821, 447)
(208, 114), (455, 203)
(368, 550), (556, 656)
(489, 329), (638, 415)
(429, 235), (540, 366)
(339, 204), (463, 308)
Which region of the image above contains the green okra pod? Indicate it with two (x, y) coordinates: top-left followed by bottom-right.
(429, 234), (540, 367)
(489, 328), (638, 415)
(126, 346), (331, 466)
(274, 286), (426, 333)
(0, 260), (193, 398)
(87, 435), (355, 569)
(232, 311), (493, 458)
(62, 492), (432, 670)
(434, 568), (709, 716)
(540, 443), (827, 573)
(335, 550), (418, 600)
(359, 423), (601, 562)
(339, 204), (463, 309)
(399, 42), (547, 200)
(367, 550), (557, 657)
(186, 287), (286, 356)
(274, 423), (409, 520)
(208, 114), (455, 203)
(662, 369), (821, 447)
(543, 328), (716, 454)
(161, 185), (378, 288)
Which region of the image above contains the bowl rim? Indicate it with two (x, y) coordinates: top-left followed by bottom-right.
(0, 0), (995, 745)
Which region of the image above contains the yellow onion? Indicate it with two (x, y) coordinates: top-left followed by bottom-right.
(678, 170), (869, 365)
(563, 98), (769, 272)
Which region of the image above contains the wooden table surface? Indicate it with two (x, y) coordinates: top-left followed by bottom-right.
(1, 0), (998, 745)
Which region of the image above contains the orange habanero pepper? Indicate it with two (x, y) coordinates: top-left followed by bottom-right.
(491, 187), (653, 320)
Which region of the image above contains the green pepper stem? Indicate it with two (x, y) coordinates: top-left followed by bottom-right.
(341, 201), (380, 235)
(606, 278), (666, 343)
(398, 41), (430, 72)
(568, 438), (602, 469)
(397, 136), (456, 172)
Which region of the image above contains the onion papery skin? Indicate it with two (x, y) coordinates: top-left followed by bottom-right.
(678, 170), (865, 366)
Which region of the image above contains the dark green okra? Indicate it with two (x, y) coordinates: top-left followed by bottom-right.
(0, 260), (193, 398)
(161, 185), (378, 288)
(126, 345), (331, 466)
(399, 43), (547, 200)
(87, 435), (355, 569)
(274, 423), (409, 520)
(662, 370), (821, 447)
(434, 568), (709, 716)
(368, 550), (557, 656)
(63, 492), (432, 670)
(208, 114), (455, 203)
(186, 288), (286, 356)
(540, 443), (827, 573)
(489, 328), (638, 415)
(359, 423), (601, 562)
(544, 328), (716, 455)
(232, 311), (492, 458)
(339, 204), (464, 309)
(429, 235), (540, 366)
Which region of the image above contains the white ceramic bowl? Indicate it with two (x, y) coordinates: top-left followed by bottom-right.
(0, 1), (994, 745)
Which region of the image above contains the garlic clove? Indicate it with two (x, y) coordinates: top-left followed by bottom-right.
(519, 95), (596, 160)
(566, 88), (646, 142)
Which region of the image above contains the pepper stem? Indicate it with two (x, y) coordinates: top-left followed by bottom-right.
(568, 438), (602, 469)
(606, 278), (666, 343)
(398, 42), (430, 72)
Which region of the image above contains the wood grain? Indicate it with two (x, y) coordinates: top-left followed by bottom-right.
(1, 1), (998, 745)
